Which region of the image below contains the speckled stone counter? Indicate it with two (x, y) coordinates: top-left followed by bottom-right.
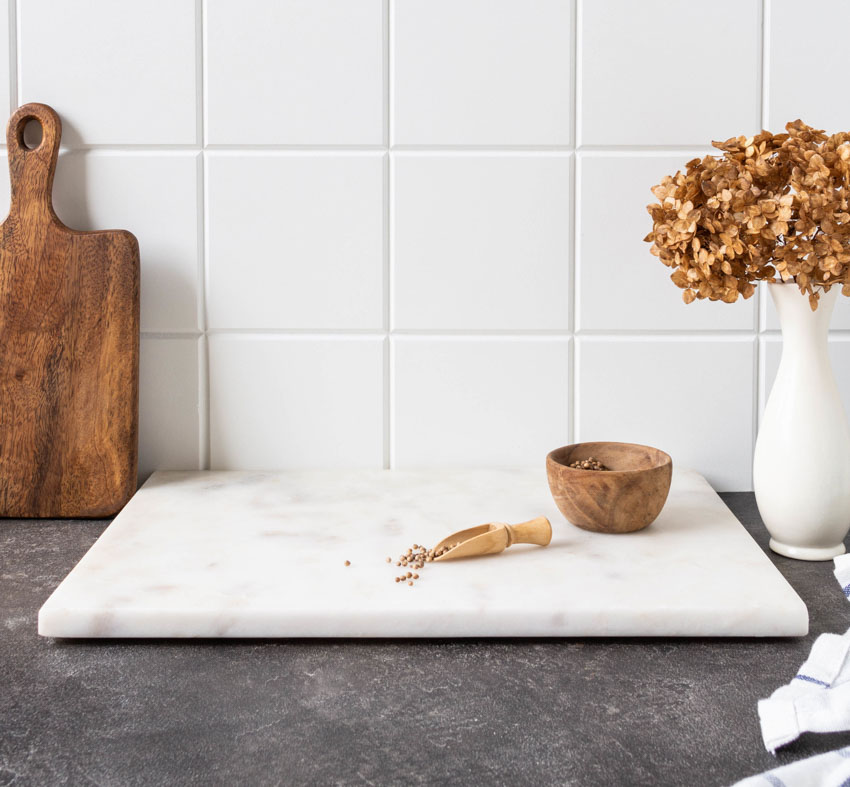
(3, 494), (850, 786)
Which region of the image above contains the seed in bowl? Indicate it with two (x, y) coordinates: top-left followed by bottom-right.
(568, 457), (609, 471)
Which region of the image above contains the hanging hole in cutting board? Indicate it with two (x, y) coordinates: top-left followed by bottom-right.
(19, 117), (43, 150)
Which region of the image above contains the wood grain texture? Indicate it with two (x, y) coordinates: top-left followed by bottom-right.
(433, 516), (552, 561)
(546, 442), (673, 534)
(0, 103), (139, 518)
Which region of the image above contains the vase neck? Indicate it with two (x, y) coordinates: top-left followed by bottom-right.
(770, 283), (837, 349)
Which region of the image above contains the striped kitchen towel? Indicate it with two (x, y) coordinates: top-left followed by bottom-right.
(734, 746), (850, 787)
(834, 553), (850, 600)
(757, 631), (850, 753)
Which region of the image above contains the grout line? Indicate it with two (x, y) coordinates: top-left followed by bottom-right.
(572, 156), (581, 335)
(385, 0), (394, 469)
(198, 0), (210, 471)
(392, 329), (573, 337)
(8, 0), (16, 113)
(198, 334), (209, 471)
(391, 144), (576, 152)
(143, 328), (773, 340)
(576, 145), (717, 154)
(30, 142), (739, 154)
(205, 143), (385, 152)
(386, 336), (394, 470)
(62, 144), (203, 152)
(206, 328), (386, 337)
(383, 0), (391, 150)
(567, 335), (575, 445)
(205, 332), (388, 341)
(574, 331), (760, 342)
(569, 0), (579, 445)
(752, 0), (769, 472)
(761, 0), (771, 131)
(573, 0), (581, 150)
(573, 337), (581, 443)
(569, 154), (579, 443)
(199, 0), (208, 149)
(141, 331), (203, 340)
(385, 153), (393, 468)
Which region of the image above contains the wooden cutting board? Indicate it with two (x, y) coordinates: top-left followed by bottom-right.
(0, 103), (139, 518)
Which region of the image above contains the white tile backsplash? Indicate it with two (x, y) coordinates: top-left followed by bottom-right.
(577, 338), (756, 492)
(392, 0), (572, 146)
(0, 0), (9, 118)
(9, 0), (850, 490)
(580, 0), (761, 146)
(393, 337), (570, 466)
(139, 337), (201, 481)
(393, 155), (571, 330)
(207, 153), (384, 331)
(209, 336), (384, 469)
(769, 0), (850, 133)
(53, 152), (201, 333)
(205, 0), (384, 145)
(19, 0), (197, 146)
(578, 154), (756, 331)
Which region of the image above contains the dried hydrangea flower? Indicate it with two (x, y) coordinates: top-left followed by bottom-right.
(645, 120), (850, 310)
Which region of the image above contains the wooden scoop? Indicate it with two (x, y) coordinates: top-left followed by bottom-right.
(433, 517), (552, 561)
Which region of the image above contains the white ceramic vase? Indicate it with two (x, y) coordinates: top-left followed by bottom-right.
(753, 281), (850, 560)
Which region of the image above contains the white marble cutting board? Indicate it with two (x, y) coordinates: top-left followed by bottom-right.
(38, 468), (808, 638)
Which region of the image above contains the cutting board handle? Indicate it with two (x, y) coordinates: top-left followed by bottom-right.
(6, 103), (61, 218)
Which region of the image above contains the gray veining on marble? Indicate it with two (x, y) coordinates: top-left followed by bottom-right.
(38, 468), (808, 638)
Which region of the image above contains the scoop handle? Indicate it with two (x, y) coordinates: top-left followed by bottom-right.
(505, 517), (552, 547)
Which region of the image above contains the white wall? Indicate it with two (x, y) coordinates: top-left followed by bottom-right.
(4, 0), (849, 491)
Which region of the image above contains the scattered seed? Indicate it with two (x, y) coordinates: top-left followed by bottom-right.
(408, 581), (413, 586)
(344, 560), (351, 567)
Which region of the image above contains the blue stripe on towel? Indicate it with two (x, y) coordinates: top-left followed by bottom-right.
(843, 583), (850, 598)
(763, 773), (785, 787)
(794, 674), (830, 688)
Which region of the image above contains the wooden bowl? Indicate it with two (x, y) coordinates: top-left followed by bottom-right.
(546, 442), (672, 534)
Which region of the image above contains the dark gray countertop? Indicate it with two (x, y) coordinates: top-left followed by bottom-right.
(2, 493), (850, 787)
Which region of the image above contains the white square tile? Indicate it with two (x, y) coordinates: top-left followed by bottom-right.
(580, 0), (760, 146)
(769, 0), (850, 133)
(139, 337), (201, 482)
(763, 284), (850, 331)
(760, 336), (850, 422)
(392, 0), (572, 145)
(578, 154), (756, 330)
(206, 154), (384, 331)
(205, 0), (383, 145)
(0, 0), (10, 117)
(53, 152), (200, 333)
(577, 338), (755, 491)
(209, 336), (384, 469)
(393, 155), (571, 330)
(19, 0), (197, 145)
(393, 338), (570, 466)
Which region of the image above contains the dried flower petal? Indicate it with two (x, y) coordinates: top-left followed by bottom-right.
(645, 120), (850, 309)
